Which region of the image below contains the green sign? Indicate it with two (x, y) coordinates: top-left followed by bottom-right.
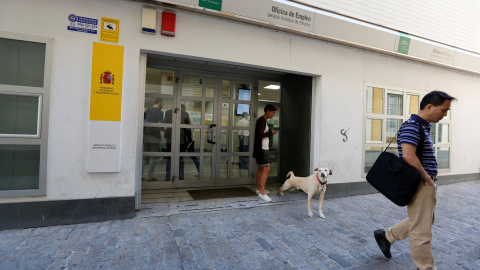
(397, 33), (411, 54)
(199, 0), (222, 11)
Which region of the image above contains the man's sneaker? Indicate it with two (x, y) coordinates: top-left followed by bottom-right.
(374, 229), (392, 259)
(256, 189), (269, 194)
(258, 193), (272, 202)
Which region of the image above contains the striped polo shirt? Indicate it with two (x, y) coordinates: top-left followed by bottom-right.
(397, 114), (438, 176)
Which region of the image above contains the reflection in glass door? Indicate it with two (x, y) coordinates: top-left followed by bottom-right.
(141, 68), (263, 189)
(173, 73), (217, 188)
(141, 69), (217, 188)
(142, 68), (174, 188)
(217, 77), (256, 186)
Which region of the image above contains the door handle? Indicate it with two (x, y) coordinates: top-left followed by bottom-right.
(207, 124), (217, 144)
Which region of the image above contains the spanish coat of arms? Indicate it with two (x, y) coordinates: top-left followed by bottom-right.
(100, 70), (115, 84)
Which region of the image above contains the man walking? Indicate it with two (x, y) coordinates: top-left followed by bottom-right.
(374, 91), (456, 270)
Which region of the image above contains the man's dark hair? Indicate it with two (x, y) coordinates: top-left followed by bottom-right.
(154, 98), (163, 104)
(264, 104), (277, 113)
(420, 91), (456, 110)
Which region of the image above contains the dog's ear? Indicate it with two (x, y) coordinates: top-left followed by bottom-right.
(314, 168), (319, 171)
(329, 169), (333, 175)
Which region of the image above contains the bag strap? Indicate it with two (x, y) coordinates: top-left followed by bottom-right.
(415, 125), (425, 160)
(385, 129), (400, 152)
(385, 122), (426, 160)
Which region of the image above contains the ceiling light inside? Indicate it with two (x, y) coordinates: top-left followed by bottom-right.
(264, 85), (280, 90)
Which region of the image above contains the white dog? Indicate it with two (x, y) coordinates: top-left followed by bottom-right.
(277, 168), (332, 218)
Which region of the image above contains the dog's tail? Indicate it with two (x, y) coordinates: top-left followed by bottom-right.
(286, 171), (294, 179)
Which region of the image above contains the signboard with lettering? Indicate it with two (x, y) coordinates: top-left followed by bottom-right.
(222, 0), (314, 33)
(101, 17), (120, 43)
(407, 37), (455, 65)
(157, 0), (476, 71)
(90, 42), (123, 121)
(199, 0), (223, 11)
(88, 42), (124, 172)
(67, 14), (98, 34)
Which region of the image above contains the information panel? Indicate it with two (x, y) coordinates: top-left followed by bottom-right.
(88, 42), (124, 172)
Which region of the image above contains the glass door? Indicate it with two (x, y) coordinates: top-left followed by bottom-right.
(217, 76), (256, 186)
(141, 69), (217, 189)
(142, 68), (174, 189)
(173, 71), (218, 188)
(142, 68), (257, 189)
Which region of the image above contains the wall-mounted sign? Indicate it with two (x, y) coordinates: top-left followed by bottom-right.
(100, 17), (120, 43)
(90, 42), (123, 121)
(428, 48), (455, 65)
(87, 42), (124, 172)
(199, 0), (222, 11)
(160, 0), (477, 71)
(222, 0), (314, 33)
(397, 32), (411, 54)
(407, 38), (455, 65)
(67, 14), (98, 34)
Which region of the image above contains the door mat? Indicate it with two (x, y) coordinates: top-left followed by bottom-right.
(188, 187), (256, 200)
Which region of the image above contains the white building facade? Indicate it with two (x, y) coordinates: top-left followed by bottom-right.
(1, 0), (479, 230)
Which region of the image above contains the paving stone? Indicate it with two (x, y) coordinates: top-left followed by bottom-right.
(0, 181), (479, 269)
(46, 258), (67, 270)
(256, 237), (275, 251)
(179, 246), (194, 260)
(328, 252), (352, 268)
(68, 250), (85, 266)
(307, 247), (328, 262)
(148, 246), (165, 264)
(305, 257), (328, 270)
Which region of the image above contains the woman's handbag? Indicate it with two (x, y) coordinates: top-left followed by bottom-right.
(366, 124), (425, 206)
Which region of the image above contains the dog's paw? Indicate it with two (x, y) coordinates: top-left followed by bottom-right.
(308, 212), (314, 217)
(319, 212), (325, 219)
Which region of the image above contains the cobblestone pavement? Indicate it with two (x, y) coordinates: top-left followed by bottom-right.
(1, 181), (479, 270)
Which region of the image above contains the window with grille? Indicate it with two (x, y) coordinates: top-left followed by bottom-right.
(364, 86), (452, 175)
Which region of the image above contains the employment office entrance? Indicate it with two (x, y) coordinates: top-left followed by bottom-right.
(141, 62), (282, 190)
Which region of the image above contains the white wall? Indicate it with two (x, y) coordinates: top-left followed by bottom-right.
(0, 0), (479, 203)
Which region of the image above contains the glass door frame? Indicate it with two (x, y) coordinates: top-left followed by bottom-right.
(141, 66), (176, 190)
(141, 67), (260, 189)
(141, 69), (218, 189)
(216, 75), (257, 186)
(171, 70), (219, 188)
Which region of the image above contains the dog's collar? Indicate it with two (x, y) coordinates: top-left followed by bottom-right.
(316, 173), (327, 185)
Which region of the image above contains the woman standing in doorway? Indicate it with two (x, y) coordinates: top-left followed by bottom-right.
(253, 104), (277, 202)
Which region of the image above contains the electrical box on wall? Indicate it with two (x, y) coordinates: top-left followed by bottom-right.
(141, 8), (157, 34)
(161, 11), (176, 37)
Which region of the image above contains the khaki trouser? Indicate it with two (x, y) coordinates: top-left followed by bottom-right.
(385, 182), (437, 270)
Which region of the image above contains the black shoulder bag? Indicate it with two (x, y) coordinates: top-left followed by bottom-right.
(366, 124), (425, 206)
